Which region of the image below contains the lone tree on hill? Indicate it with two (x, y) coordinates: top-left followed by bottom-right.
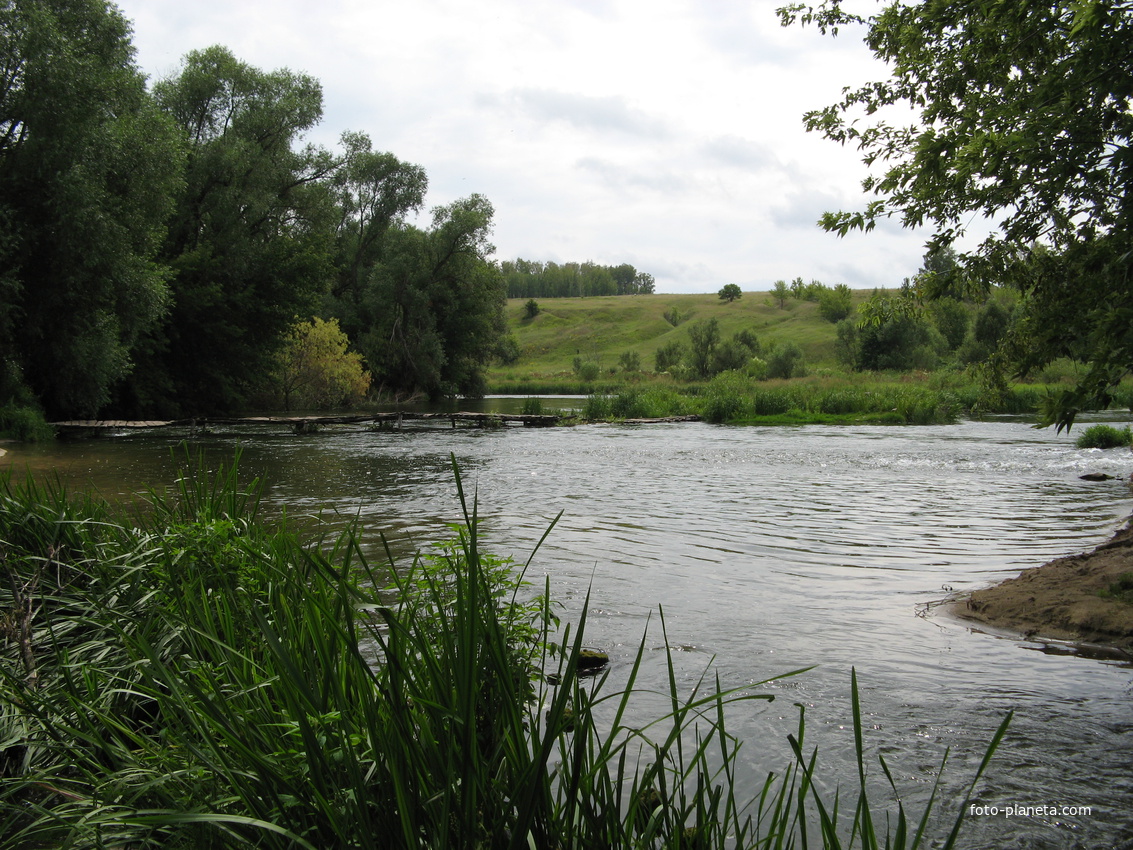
(718, 283), (743, 303)
(781, 0), (1133, 430)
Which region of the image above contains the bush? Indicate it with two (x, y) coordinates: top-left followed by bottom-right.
(572, 356), (600, 382)
(766, 342), (807, 379)
(497, 334), (522, 365)
(744, 357), (769, 380)
(524, 298), (540, 319)
(582, 394), (612, 419)
(584, 388), (689, 420)
(654, 340), (686, 373)
(0, 402), (54, 441)
(817, 284), (853, 323)
(711, 340), (752, 374)
(701, 372), (749, 422)
(618, 350), (641, 372)
(1076, 423), (1133, 449)
(272, 317), (371, 410)
(928, 297), (970, 350)
(688, 318), (721, 379)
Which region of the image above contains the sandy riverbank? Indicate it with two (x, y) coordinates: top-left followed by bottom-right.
(948, 522), (1133, 654)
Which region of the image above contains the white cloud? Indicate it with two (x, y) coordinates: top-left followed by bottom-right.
(112, 0), (928, 292)
(489, 89), (671, 138)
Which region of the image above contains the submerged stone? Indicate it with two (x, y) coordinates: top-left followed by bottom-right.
(577, 649), (609, 673)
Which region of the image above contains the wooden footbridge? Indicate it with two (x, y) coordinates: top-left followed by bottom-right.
(51, 412), (565, 434)
(49, 411), (701, 435)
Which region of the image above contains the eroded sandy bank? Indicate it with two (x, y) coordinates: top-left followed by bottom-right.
(948, 523), (1133, 654)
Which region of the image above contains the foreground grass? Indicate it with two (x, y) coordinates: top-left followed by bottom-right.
(0, 455), (1009, 848)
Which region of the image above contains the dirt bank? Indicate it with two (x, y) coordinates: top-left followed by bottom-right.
(948, 524), (1133, 654)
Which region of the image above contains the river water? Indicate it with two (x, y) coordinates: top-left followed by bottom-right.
(4, 413), (1133, 848)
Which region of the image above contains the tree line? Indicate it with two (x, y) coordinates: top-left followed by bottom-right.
(501, 259), (655, 299)
(0, 0), (509, 425)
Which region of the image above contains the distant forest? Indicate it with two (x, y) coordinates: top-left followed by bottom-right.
(502, 260), (655, 299)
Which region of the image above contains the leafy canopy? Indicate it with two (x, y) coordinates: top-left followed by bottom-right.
(272, 317), (371, 411)
(0, 0), (182, 417)
(718, 283), (743, 302)
(780, 0), (1133, 428)
(126, 46), (336, 416)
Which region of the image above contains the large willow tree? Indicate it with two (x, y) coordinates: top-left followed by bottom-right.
(122, 46), (338, 416)
(0, 0), (181, 418)
(781, 0), (1133, 428)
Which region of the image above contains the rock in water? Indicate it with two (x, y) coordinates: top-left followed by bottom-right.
(577, 649), (609, 673)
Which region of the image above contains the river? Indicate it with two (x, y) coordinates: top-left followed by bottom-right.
(4, 412), (1132, 848)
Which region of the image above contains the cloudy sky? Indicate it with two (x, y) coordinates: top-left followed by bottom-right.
(112, 0), (933, 293)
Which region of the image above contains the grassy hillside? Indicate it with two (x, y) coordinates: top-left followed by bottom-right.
(492, 289), (866, 381)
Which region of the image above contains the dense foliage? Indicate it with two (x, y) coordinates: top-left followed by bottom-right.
(718, 283), (743, 303)
(781, 0), (1133, 429)
(0, 0), (182, 419)
(268, 317), (371, 411)
(0, 2), (510, 425)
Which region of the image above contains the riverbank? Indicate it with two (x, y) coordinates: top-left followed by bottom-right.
(949, 522), (1133, 653)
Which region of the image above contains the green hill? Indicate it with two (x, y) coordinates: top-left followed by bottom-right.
(492, 290), (867, 381)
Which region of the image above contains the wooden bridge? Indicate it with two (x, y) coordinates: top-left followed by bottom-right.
(49, 412), (701, 434)
(50, 412), (568, 433)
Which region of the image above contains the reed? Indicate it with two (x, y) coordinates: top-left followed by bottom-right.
(1075, 423), (1133, 449)
(0, 402), (54, 442)
(515, 370), (1133, 426)
(0, 456), (1009, 848)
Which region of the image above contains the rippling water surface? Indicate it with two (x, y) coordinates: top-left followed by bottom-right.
(6, 415), (1133, 847)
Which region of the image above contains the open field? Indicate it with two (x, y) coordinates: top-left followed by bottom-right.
(491, 289), (865, 381)
(484, 290), (1133, 425)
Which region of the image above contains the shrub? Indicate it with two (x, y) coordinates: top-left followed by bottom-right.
(711, 340), (752, 374)
(928, 297), (970, 350)
(688, 318), (721, 379)
(572, 356), (600, 382)
(654, 340), (686, 373)
(524, 298), (540, 319)
(0, 402), (54, 441)
(272, 317), (371, 410)
(497, 333), (522, 365)
(733, 328), (761, 356)
(618, 350), (641, 372)
(744, 357), (769, 380)
(1076, 423), (1133, 449)
(817, 283), (853, 323)
(766, 342), (807, 379)
(582, 393), (612, 419)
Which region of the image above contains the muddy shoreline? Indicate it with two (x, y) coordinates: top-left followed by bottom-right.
(947, 521), (1133, 655)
